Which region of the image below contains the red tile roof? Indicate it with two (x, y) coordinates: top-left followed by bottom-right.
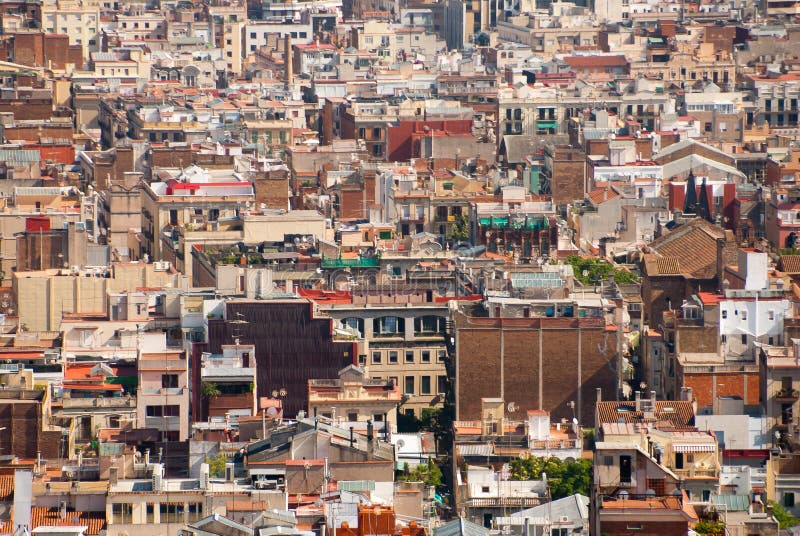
(564, 55), (628, 68)
(0, 475), (12, 501)
(0, 508), (106, 535)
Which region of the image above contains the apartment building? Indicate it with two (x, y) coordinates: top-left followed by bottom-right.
(136, 333), (190, 441)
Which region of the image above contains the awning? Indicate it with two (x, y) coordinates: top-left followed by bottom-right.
(673, 443), (716, 453)
(536, 121), (558, 128)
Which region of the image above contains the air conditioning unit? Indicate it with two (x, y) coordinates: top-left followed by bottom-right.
(154, 261), (169, 271)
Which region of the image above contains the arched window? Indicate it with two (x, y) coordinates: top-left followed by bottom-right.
(340, 317), (364, 337)
(373, 316), (404, 337)
(414, 315), (445, 336)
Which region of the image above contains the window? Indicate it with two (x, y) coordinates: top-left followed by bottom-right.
(405, 351), (414, 363)
(404, 376), (415, 394)
(620, 455), (632, 483)
(112, 503), (132, 523)
(414, 316), (444, 335)
(421, 376), (431, 394)
(438, 375), (447, 394)
(421, 351), (431, 363)
(160, 503), (184, 523)
(741, 310), (747, 320)
(786, 492), (796, 508)
(741, 334), (747, 344)
(348, 412), (358, 421)
(161, 374), (178, 388)
(481, 486), (490, 493)
(389, 351), (398, 363)
(358, 354), (366, 365)
(372, 351), (381, 364)
(146, 504), (155, 523)
(770, 310), (775, 320)
(374, 317), (404, 337)
(146, 405), (180, 417)
(341, 317), (364, 337)
(437, 350), (447, 362)
(188, 503), (203, 522)
(722, 310), (727, 319)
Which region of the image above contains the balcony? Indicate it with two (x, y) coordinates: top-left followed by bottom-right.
(321, 253), (381, 269)
(776, 388), (800, 401)
(62, 397), (136, 409)
(144, 416), (181, 430)
(674, 466), (718, 479)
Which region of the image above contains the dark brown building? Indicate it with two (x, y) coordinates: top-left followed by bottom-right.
(454, 310), (618, 425)
(640, 218), (736, 327)
(0, 388), (63, 459)
(206, 299), (356, 417)
(542, 144), (587, 206)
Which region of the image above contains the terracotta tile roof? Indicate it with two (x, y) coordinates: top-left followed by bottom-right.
(0, 475), (12, 501)
(564, 55), (628, 68)
(780, 255), (800, 274)
(588, 187), (619, 205)
(644, 219), (729, 278)
(0, 508), (106, 535)
(596, 400), (695, 427)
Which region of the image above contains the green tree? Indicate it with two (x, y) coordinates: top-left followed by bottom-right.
(509, 456), (591, 499)
(201, 381), (221, 398)
(769, 501), (800, 528)
(565, 255), (638, 285)
(452, 215), (470, 242)
(693, 519), (725, 535)
(398, 459), (443, 487)
(205, 452), (228, 478)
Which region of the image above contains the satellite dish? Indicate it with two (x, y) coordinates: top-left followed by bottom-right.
(507, 402), (517, 413)
(271, 390), (279, 398)
(572, 417), (579, 425)
(266, 407), (278, 418)
(536, 257), (544, 266)
(395, 439), (406, 449)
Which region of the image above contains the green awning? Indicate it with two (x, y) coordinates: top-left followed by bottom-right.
(491, 217), (509, 226)
(479, 217), (491, 225)
(537, 121), (558, 128)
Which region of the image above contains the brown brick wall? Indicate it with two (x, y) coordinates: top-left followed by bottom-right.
(456, 316), (617, 424)
(682, 371), (759, 408)
(641, 275), (686, 326)
(549, 148), (587, 205)
(254, 174), (289, 210)
(676, 325), (718, 353)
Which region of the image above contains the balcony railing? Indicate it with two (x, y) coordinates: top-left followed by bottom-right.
(144, 416), (181, 430)
(62, 397), (136, 409)
(776, 389), (800, 400)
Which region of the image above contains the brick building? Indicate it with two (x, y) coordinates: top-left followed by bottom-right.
(640, 218), (736, 327)
(206, 299), (356, 418)
(542, 144), (587, 206)
(453, 308), (618, 425)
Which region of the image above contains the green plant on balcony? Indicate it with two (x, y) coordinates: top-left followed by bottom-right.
(694, 519), (725, 535)
(777, 388), (800, 398)
(201, 381), (221, 399)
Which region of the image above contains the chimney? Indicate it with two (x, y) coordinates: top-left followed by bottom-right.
(650, 390), (656, 408)
(109, 467), (118, 486)
(199, 463), (209, 490)
(634, 390), (641, 411)
(144, 449), (150, 465)
(367, 419), (374, 442)
(284, 34), (293, 85)
(793, 339), (800, 364)
(716, 237), (725, 290)
(349, 426), (355, 448)
(596, 388), (602, 403)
